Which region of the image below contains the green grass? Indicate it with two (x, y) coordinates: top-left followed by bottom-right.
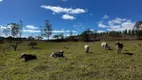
(0, 41), (142, 80)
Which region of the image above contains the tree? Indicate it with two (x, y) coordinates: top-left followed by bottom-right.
(133, 21), (142, 30)
(81, 29), (93, 41)
(18, 20), (23, 37)
(135, 30), (142, 39)
(69, 31), (73, 41)
(3, 25), (11, 37)
(28, 36), (35, 40)
(42, 20), (52, 40)
(133, 21), (142, 39)
(128, 30), (131, 35)
(8, 23), (20, 37)
(53, 34), (60, 40)
(59, 33), (64, 40)
(131, 30), (135, 37)
(93, 30), (97, 40)
(4, 20), (23, 51)
(28, 42), (37, 49)
(123, 29), (128, 35)
(35, 35), (43, 40)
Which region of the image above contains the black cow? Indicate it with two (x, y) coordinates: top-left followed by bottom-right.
(115, 42), (123, 53)
(20, 53), (37, 61)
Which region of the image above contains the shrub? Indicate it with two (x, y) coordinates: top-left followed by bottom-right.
(28, 42), (37, 48)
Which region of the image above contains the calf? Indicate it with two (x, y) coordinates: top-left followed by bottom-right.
(20, 53), (37, 61)
(115, 42), (123, 53)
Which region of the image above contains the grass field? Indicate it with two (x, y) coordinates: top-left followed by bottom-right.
(0, 40), (142, 80)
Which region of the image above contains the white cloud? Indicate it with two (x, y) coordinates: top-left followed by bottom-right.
(23, 29), (40, 33)
(72, 30), (77, 33)
(52, 30), (65, 33)
(98, 17), (135, 31)
(73, 23), (82, 28)
(102, 15), (109, 19)
(65, 33), (78, 37)
(0, 25), (6, 29)
(52, 30), (77, 33)
(41, 5), (87, 20)
(41, 5), (86, 15)
(25, 25), (38, 29)
(0, 0), (3, 2)
(62, 14), (76, 20)
(107, 19), (135, 31)
(0, 25), (12, 30)
(22, 29), (77, 33)
(98, 21), (108, 28)
(108, 17), (126, 25)
(97, 30), (105, 33)
(70, 8), (86, 14)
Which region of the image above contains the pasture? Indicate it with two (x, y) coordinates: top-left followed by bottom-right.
(0, 41), (142, 80)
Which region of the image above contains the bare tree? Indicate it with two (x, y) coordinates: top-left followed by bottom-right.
(18, 20), (23, 37)
(42, 20), (52, 40)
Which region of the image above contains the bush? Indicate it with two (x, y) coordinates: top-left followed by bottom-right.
(28, 42), (37, 48)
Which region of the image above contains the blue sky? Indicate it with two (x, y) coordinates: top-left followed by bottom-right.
(0, 0), (142, 38)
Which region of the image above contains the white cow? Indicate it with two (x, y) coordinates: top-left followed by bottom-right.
(84, 45), (89, 53)
(101, 42), (107, 48)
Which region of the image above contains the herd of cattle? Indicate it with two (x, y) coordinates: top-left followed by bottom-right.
(20, 42), (124, 62)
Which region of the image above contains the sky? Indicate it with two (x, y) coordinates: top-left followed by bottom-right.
(0, 0), (142, 38)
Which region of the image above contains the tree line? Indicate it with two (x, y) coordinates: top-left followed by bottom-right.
(0, 20), (142, 51)
(0, 20), (142, 42)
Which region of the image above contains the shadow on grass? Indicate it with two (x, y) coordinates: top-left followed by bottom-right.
(30, 47), (41, 50)
(87, 52), (94, 54)
(108, 49), (113, 51)
(125, 50), (129, 51)
(123, 52), (134, 56)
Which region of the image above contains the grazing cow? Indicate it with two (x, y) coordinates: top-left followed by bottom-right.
(115, 42), (123, 53)
(101, 42), (107, 47)
(20, 53), (37, 61)
(50, 50), (67, 59)
(101, 42), (110, 50)
(84, 45), (89, 53)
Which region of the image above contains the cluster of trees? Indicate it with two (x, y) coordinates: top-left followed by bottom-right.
(53, 33), (64, 40)
(79, 29), (142, 41)
(75, 21), (142, 41)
